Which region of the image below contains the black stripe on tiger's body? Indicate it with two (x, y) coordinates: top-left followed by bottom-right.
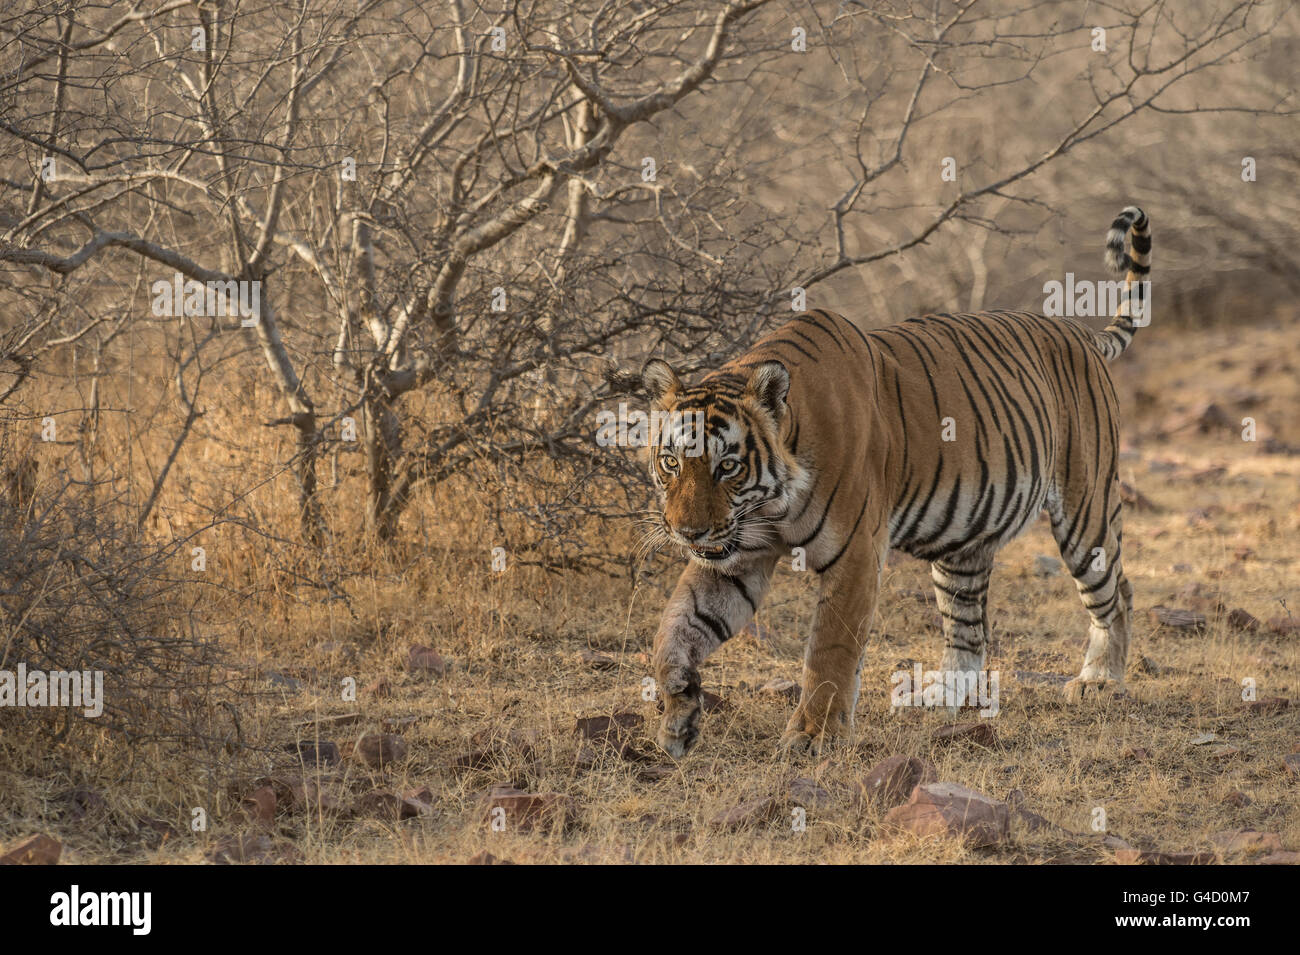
(640, 205), (1151, 758)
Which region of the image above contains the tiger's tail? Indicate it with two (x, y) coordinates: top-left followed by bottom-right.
(1094, 205), (1151, 361)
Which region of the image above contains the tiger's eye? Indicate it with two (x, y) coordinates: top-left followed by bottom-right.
(660, 454), (680, 472)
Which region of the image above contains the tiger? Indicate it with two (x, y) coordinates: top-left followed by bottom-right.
(641, 205), (1151, 757)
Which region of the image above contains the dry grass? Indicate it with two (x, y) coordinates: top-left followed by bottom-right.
(5, 316), (1295, 865)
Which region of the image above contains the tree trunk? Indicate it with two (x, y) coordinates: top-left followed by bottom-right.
(362, 390), (403, 540)
(293, 415), (324, 547)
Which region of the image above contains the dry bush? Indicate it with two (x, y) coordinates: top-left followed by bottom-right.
(0, 418), (241, 782)
(4, 0), (1293, 557)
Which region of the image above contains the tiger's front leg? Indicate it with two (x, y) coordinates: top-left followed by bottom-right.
(779, 533), (885, 755)
(653, 555), (777, 758)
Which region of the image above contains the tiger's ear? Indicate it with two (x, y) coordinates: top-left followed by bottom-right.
(745, 360), (790, 420)
(642, 358), (682, 407)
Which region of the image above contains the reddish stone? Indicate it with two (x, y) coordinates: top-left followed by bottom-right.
(241, 785), (277, 827)
(709, 797), (780, 832)
(483, 786), (569, 832)
(931, 721), (997, 746)
(858, 755), (935, 810)
(0, 834), (61, 865)
(355, 733), (408, 769)
(883, 782), (1010, 848)
(407, 645), (446, 676)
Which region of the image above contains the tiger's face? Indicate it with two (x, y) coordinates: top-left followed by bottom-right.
(641, 358), (804, 572)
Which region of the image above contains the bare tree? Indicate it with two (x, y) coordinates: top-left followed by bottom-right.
(2, 0), (1293, 560)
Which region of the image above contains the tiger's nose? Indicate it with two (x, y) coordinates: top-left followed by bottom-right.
(675, 525), (712, 543)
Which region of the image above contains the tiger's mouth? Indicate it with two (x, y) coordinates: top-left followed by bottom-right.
(689, 541), (736, 561)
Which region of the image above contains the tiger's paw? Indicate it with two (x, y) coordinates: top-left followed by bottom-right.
(777, 711), (848, 756)
(657, 721), (698, 760)
(1063, 677), (1127, 703)
(655, 665), (703, 759)
(777, 727), (814, 755)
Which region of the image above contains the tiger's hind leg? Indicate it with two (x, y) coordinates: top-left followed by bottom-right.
(932, 555), (994, 707)
(1052, 491), (1133, 701)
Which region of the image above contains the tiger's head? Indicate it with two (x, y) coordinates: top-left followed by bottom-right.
(641, 357), (806, 571)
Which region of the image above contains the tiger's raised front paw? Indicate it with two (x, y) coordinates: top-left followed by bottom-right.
(655, 665), (703, 759)
(657, 714), (699, 759)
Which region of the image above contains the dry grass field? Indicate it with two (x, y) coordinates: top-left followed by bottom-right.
(3, 312), (1295, 866)
(1, 0), (1297, 873)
